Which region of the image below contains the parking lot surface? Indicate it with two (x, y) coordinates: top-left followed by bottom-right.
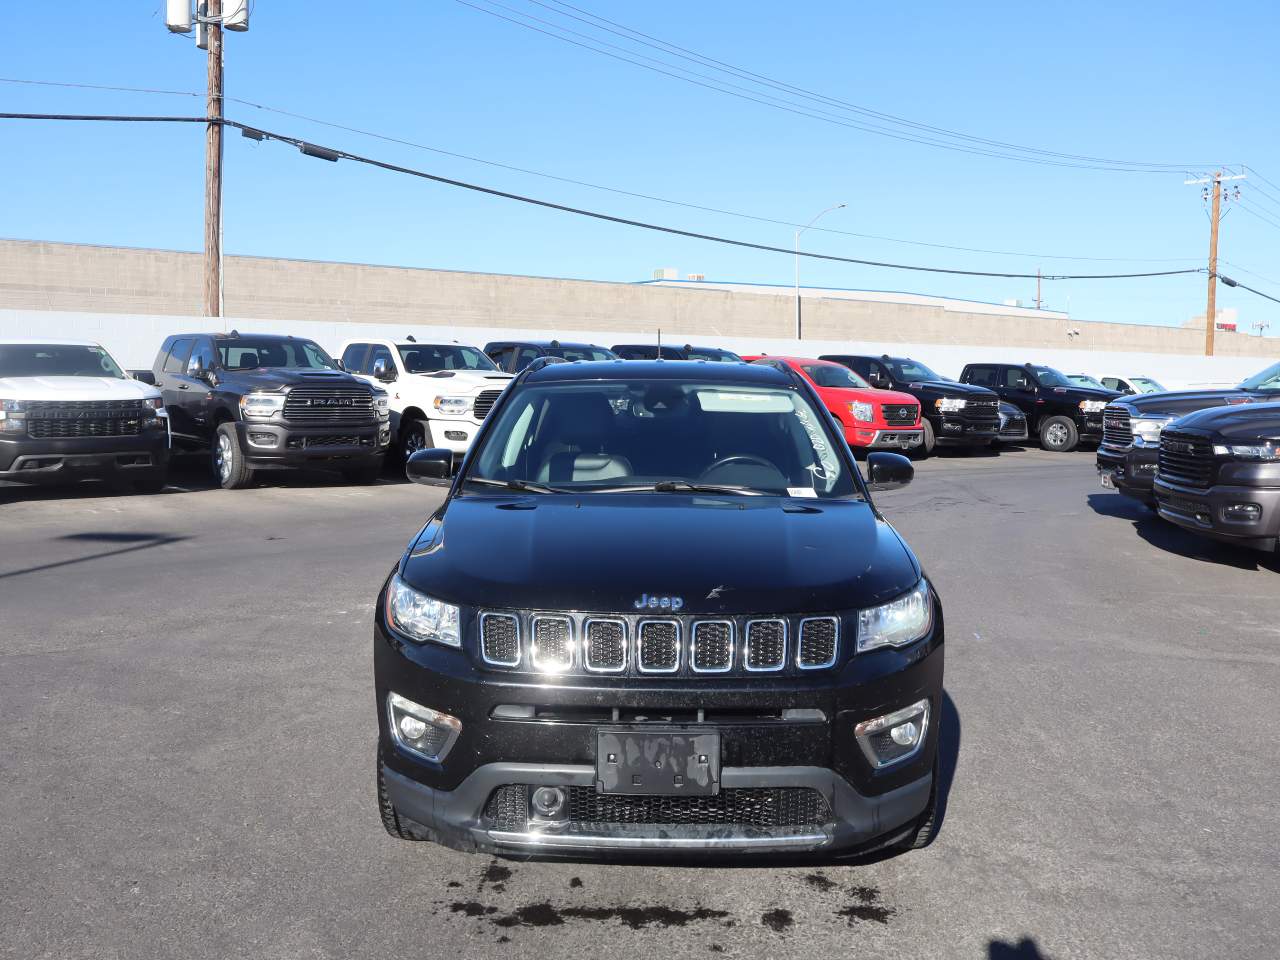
(2, 449), (1276, 960)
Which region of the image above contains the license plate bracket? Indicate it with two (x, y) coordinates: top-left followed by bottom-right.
(596, 728), (720, 796)
(1099, 472), (1115, 489)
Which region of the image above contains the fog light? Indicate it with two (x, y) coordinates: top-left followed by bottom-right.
(854, 699), (930, 769)
(387, 692), (461, 762)
(1223, 502), (1261, 522)
(530, 786), (566, 820)
(444, 430), (467, 441)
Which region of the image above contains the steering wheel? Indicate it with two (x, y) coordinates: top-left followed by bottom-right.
(701, 454), (778, 476)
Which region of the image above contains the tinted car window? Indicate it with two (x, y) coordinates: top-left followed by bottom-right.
(468, 380), (857, 498)
(164, 339), (193, 374)
(802, 364), (869, 389)
(886, 358), (944, 382)
(341, 343), (369, 372)
(548, 346), (616, 363)
(398, 345), (497, 372)
(0, 344), (127, 379)
(216, 338), (337, 371)
(684, 348), (741, 363)
(964, 366), (994, 386)
(514, 347), (542, 371)
(1003, 368), (1030, 389)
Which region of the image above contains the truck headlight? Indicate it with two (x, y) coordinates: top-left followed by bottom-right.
(1213, 442), (1280, 461)
(0, 399), (26, 433)
(1079, 400), (1107, 413)
(934, 397), (966, 412)
(1131, 417), (1170, 445)
(372, 391), (390, 419)
(848, 401), (874, 423)
(856, 579), (932, 652)
(385, 574), (461, 648)
(433, 396), (471, 417)
(240, 392), (285, 420)
(143, 397), (163, 411)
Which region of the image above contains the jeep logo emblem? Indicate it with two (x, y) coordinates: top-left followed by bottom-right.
(633, 593), (684, 612)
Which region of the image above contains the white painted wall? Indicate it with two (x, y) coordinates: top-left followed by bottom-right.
(2, 308), (1274, 391)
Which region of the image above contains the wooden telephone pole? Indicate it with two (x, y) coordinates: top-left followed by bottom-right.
(204, 0), (223, 319)
(1187, 170), (1246, 356)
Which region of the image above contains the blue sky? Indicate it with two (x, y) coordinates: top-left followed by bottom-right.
(3, 0), (1280, 331)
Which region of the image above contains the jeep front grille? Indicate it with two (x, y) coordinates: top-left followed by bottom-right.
(584, 619), (626, 672)
(745, 620), (787, 671)
(691, 621), (733, 672)
(797, 617), (838, 669)
(480, 613), (520, 667)
(531, 616), (573, 672)
(638, 620), (680, 673)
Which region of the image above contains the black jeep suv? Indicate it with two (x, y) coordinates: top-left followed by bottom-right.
(1097, 361), (1280, 506)
(374, 358), (944, 859)
(959, 362), (1119, 452)
(822, 354), (1000, 455)
(147, 332), (390, 489)
(611, 343), (742, 363)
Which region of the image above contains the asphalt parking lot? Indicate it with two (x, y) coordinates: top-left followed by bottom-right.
(2, 448), (1276, 960)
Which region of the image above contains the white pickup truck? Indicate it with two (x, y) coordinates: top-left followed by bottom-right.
(336, 338), (512, 459)
(0, 339), (169, 491)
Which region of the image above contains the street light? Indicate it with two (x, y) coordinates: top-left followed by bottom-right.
(795, 203), (845, 341)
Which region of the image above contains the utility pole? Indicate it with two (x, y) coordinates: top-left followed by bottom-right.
(204, 0), (223, 319)
(1035, 268), (1042, 311)
(1186, 170), (1246, 356)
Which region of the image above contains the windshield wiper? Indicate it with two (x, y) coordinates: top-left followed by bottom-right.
(590, 480), (765, 496)
(462, 477), (573, 495)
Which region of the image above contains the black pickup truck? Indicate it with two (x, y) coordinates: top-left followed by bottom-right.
(959, 362), (1120, 452)
(143, 332), (391, 489)
(822, 354), (1000, 455)
(1097, 360), (1280, 504)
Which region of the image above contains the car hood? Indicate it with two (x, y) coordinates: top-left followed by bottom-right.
(1115, 388), (1254, 418)
(410, 370), (512, 389)
(223, 369), (366, 389)
(816, 385), (919, 406)
(1048, 385), (1121, 402)
(401, 494), (921, 615)
(0, 375), (161, 402)
(1167, 401), (1280, 441)
(903, 380), (996, 400)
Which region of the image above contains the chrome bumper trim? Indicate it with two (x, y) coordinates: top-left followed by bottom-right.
(487, 827), (830, 850)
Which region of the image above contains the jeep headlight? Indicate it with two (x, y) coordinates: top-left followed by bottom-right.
(240, 392), (285, 420)
(935, 397), (966, 412)
(848, 401), (874, 423)
(0, 399), (26, 433)
(1131, 417), (1171, 445)
(385, 574), (461, 648)
(1213, 442), (1280, 461)
(1079, 400), (1107, 413)
(857, 579), (932, 652)
(433, 395), (471, 417)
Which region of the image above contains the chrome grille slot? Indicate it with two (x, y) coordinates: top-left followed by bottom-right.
(481, 613), (520, 667)
(745, 620), (786, 671)
(584, 619), (626, 673)
(797, 617), (838, 669)
(1102, 408), (1132, 448)
(691, 621), (733, 672)
(282, 383), (374, 423)
(531, 616), (574, 672)
(637, 620), (680, 673)
(472, 389), (503, 420)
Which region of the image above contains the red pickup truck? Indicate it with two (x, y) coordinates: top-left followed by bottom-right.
(745, 356), (924, 452)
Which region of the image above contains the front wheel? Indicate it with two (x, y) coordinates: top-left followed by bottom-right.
(1039, 415), (1079, 453)
(213, 422), (255, 489)
(377, 747), (429, 842)
(399, 419), (432, 461)
(912, 419), (936, 460)
(897, 752), (941, 851)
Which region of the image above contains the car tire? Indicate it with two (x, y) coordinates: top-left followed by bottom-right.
(400, 419), (432, 461)
(130, 466), (168, 494)
(1039, 415), (1078, 453)
(914, 419), (936, 459)
(342, 456), (385, 485)
(377, 746), (429, 841)
(898, 752), (941, 851)
(213, 422), (254, 489)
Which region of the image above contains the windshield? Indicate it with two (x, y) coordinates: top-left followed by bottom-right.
(548, 345), (616, 363)
(467, 379), (858, 498)
(217, 338), (336, 371)
(1068, 375), (1105, 389)
(1238, 362), (1280, 392)
(1029, 365), (1074, 388)
(685, 348), (741, 363)
(399, 344), (497, 373)
(885, 358), (944, 382)
(801, 363), (870, 389)
(0, 344), (126, 379)
(1130, 377), (1165, 393)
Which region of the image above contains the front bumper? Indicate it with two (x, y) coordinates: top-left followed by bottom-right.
(1097, 444), (1158, 504)
(934, 413), (999, 447)
(236, 420), (390, 467)
(846, 426), (924, 450)
(0, 429), (169, 481)
(374, 599), (944, 857)
(425, 416), (480, 454)
(1153, 476), (1280, 551)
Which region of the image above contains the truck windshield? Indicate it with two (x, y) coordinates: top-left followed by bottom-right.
(398, 345), (497, 373)
(467, 380), (858, 498)
(1028, 365), (1074, 388)
(548, 346), (616, 362)
(1238, 362), (1280, 392)
(801, 364), (870, 389)
(216, 338), (336, 371)
(886, 359), (944, 382)
(1131, 377), (1165, 393)
(1068, 375), (1105, 389)
(0, 344), (126, 379)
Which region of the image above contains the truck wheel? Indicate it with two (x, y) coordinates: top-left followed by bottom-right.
(130, 466), (168, 494)
(342, 456), (385, 484)
(898, 752), (941, 851)
(213, 422), (255, 489)
(400, 419), (432, 460)
(377, 747), (429, 841)
(1039, 415), (1078, 453)
(914, 419), (936, 459)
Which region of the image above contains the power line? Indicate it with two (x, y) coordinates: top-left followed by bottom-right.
(1220, 274), (1280, 307)
(521, 0), (1224, 172)
(1219, 259), (1280, 289)
(0, 76), (1202, 264)
(0, 112), (206, 123)
(1237, 199), (1280, 233)
(451, 0), (1212, 175)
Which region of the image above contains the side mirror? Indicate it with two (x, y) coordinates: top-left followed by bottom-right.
(372, 358), (397, 382)
(131, 370), (156, 385)
(865, 452), (913, 492)
(187, 355), (205, 377)
(406, 448), (453, 485)
(334, 359), (345, 371)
